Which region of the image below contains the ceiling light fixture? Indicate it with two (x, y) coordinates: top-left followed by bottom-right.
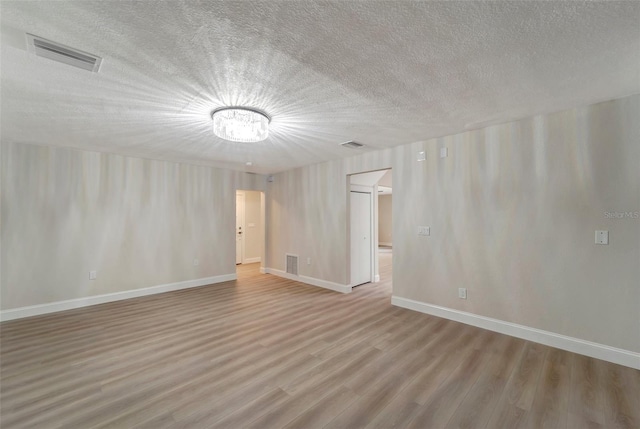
(211, 107), (270, 143)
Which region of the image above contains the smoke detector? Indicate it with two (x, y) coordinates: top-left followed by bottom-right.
(26, 34), (102, 72)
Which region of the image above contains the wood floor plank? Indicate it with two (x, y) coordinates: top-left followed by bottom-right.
(524, 347), (572, 429)
(569, 353), (606, 427)
(601, 360), (640, 429)
(1, 255), (638, 429)
(282, 386), (359, 429)
(444, 335), (525, 429)
(486, 341), (549, 428)
(406, 348), (492, 429)
(210, 387), (292, 429)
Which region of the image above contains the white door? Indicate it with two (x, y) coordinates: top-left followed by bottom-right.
(236, 192), (244, 264)
(350, 191), (372, 286)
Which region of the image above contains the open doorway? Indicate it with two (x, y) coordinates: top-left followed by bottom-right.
(235, 190), (265, 277)
(377, 170), (393, 290)
(348, 169), (392, 293)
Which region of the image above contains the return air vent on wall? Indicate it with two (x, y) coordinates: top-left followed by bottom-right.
(341, 141), (365, 149)
(26, 34), (102, 72)
(286, 254), (299, 276)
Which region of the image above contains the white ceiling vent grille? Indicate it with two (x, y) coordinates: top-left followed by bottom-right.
(286, 254), (299, 276)
(341, 141), (364, 149)
(26, 34), (102, 72)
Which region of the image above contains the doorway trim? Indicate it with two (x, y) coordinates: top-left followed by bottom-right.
(236, 191), (245, 264)
(236, 189), (267, 270)
(347, 168), (391, 288)
(350, 188), (374, 287)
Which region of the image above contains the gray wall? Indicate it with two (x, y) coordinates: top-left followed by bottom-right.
(378, 194), (392, 245)
(266, 95), (640, 353)
(1, 143), (265, 310)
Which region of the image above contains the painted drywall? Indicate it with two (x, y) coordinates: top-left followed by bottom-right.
(266, 94), (640, 353)
(378, 170), (392, 188)
(1, 143), (265, 310)
(378, 195), (393, 246)
(242, 190), (263, 262)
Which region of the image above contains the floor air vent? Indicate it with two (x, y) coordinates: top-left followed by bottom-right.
(286, 254), (299, 276)
(26, 34), (102, 72)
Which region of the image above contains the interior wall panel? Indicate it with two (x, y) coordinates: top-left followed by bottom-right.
(0, 143), (265, 310)
(267, 95), (640, 353)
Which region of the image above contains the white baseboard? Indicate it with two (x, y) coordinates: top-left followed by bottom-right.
(265, 268), (351, 294)
(374, 274), (380, 283)
(0, 274), (237, 322)
(379, 242), (392, 247)
(259, 267), (266, 274)
(243, 257), (261, 264)
(391, 296), (640, 370)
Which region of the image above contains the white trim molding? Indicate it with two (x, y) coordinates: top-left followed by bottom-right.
(265, 268), (352, 294)
(0, 274), (237, 322)
(391, 296), (640, 370)
(243, 257), (261, 264)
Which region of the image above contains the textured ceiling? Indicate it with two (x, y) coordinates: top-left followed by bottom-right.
(1, 1), (639, 174)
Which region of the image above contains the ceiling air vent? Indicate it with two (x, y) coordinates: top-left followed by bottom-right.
(26, 34), (102, 72)
(341, 141), (364, 149)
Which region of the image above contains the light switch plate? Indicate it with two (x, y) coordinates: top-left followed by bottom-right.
(458, 288), (467, 299)
(417, 226), (430, 236)
(440, 147), (448, 158)
(417, 151), (426, 162)
(595, 230), (609, 245)
(89, 270), (97, 280)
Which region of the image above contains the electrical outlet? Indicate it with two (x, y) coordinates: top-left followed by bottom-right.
(458, 288), (467, 299)
(193, 259), (199, 266)
(440, 147), (448, 158)
(307, 257), (311, 265)
(417, 151), (426, 162)
(89, 271), (97, 280)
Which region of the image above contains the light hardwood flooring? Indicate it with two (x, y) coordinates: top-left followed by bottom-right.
(1, 253), (639, 428)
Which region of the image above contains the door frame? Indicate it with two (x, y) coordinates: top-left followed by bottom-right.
(347, 168), (391, 288)
(236, 191), (245, 264)
(349, 187), (375, 287)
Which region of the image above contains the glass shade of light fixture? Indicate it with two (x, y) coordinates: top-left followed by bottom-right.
(211, 107), (270, 142)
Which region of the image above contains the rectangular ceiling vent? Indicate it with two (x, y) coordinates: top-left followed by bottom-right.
(286, 254), (299, 276)
(341, 141), (365, 149)
(26, 34), (102, 72)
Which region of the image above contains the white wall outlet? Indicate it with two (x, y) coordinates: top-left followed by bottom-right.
(417, 151), (426, 162)
(307, 257), (311, 265)
(193, 259), (199, 266)
(417, 226), (430, 236)
(458, 288), (467, 299)
(440, 147), (448, 158)
(89, 271), (97, 280)
(595, 230), (609, 245)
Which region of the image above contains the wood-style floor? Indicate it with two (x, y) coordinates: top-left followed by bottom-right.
(1, 253), (638, 428)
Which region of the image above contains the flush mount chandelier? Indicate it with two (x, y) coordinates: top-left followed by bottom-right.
(211, 107), (270, 143)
